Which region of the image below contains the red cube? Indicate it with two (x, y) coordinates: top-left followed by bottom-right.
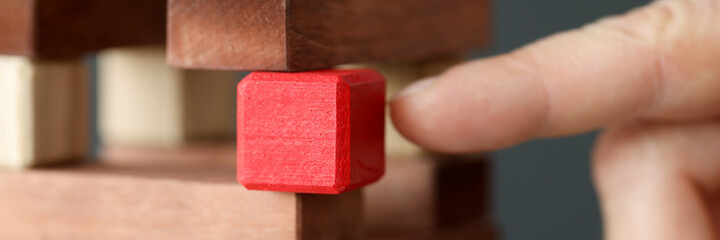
(237, 69), (385, 194)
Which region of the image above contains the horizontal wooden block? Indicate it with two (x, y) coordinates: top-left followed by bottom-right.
(0, 145), (363, 240)
(0, 0), (165, 57)
(0, 144), (493, 239)
(0, 56), (88, 168)
(168, 0), (491, 71)
(106, 146), (497, 240)
(365, 155), (491, 232)
(98, 47), (237, 147)
(237, 70), (386, 194)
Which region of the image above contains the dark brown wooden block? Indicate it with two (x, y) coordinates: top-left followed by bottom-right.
(168, 0), (492, 71)
(0, 0), (165, 57)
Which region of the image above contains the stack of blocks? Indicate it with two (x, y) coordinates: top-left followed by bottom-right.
(0, 0), (495, 239)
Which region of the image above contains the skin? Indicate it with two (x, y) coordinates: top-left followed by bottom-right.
(390, 0), (720, 239)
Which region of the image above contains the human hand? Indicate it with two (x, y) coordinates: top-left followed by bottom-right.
(391, 0), (720, 239)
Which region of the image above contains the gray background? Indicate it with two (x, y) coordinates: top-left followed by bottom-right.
(483, 0), (649, 239)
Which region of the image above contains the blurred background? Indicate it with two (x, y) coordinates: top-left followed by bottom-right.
(483, 0), (649, 239)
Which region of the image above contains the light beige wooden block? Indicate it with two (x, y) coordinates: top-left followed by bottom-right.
(0, 56), (88, 169)
(98, 47), (237, 147)
(340, 55), (464, 157)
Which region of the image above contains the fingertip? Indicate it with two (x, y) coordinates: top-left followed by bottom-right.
(390, 57), (550, 153)
(391, 76), (437, 102)
(390, 73), (478, 153)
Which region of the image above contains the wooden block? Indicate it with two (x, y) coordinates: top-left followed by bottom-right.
(365, 155), (490, 232)
(0, 145), (364, 240)
(0, 0), (165, 57)
(0, 56), (88, 169)
(237, 70), (386, 194)
(98, 47), (237, 147)
(168, 0), (491, 71)
(102, 146), (493, 239)
(2, 144), (490, 239)
(340, 55), (465, 157)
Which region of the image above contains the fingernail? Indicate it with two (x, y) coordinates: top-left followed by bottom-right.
(392, 77), (437, 101)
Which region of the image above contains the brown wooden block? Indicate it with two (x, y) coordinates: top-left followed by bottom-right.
(0, 56), (88, 169)
(0, 144), (493, 238)
(101, 146), (494, 239)
(98, 47), (237, 147)
(0, 0), (165, 57)
(168, 0), (491, 71)
(0, 144), (363, 240)
(365, 154), (491, 233)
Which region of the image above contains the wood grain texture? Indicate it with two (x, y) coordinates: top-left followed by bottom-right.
(104, 146), (495, 240)
(168, 0), (287, 70)
(98, 47), (237, 147)
(0, 56), (88, 169)
(0, 145), (363, 240)
(0, 144), (493, 239)
(339, 55), (465, 157)
(237, 70), (386, 194)
(365, 155), (491, 232)
(168, 0), (491, 71)
(0, 0), (165, 57)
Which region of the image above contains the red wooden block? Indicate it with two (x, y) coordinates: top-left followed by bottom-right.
(237, 69), (386, 194)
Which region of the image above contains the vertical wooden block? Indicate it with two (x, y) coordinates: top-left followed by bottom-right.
(0, 56), (88, 168)
(237, 70), (386, 194)
(98, 47), (237, 147)
(299, 192), (365, 240)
